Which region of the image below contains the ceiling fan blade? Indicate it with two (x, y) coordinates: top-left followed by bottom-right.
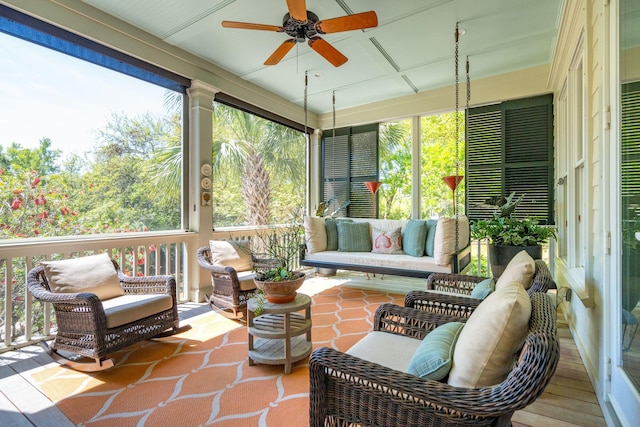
(286, 0), (308, 22)
(222, 21), (284, 32)
(315, 11), (378, 34)
(308, 37), (348, 67)
(264, 39), (297, 65)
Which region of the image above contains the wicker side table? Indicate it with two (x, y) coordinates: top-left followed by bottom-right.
(247, 293), (312, 374)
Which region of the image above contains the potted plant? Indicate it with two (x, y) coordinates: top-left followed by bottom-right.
(471, 192), (557, 277)
(250, 217), (306, 304)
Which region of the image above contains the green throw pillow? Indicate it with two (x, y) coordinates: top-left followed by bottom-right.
(425, 219), (438, 257)
(470, 278), (495, 300)
(325, 218), (353, 251)
(337, 221), (371, 252)
(407, 321), (465, 380)
(403, 220), (427, 257)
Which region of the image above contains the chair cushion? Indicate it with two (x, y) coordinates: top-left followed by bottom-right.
(403, 220), (427, 257)
(42, 253), (124, 301)
(425, 219), (438, 257)
(434, 216), (470, 266)
(337, 221), (371, 252)
(101, 294), (174, 328)
(209, 240), (252, 271)
(237, 270), (258, 291)
(346, 331), (422, 372)
(325, 218), (352, 250)
(470, 278), (495, 300)
(304, 216), (327, 254)
(495, 250), (536, 290)
(407, 321), (464, 380)
(448, 280), (531, 388)
(372, 227), (404, 254)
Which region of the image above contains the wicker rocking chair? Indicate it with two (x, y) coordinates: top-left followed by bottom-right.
(27, 256), (189, 372)
(309, 292), (559, 427)
(197, 245), (281, 320)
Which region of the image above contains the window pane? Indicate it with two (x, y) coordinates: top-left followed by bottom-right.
(0, 32), (183, 238)
(379, 119), (411, 219)
(421, 112), (465, 218)
(210, 102), (306, 227)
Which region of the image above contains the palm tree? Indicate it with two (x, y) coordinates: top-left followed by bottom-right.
(212, 103), (305, 225)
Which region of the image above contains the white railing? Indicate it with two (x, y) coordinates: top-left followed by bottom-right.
(0, 224), (294, 353)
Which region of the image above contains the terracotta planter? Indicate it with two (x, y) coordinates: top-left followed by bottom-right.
(253, 271), (306, 303)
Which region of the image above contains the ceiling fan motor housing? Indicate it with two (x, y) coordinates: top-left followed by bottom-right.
(282, 11), (319, 42)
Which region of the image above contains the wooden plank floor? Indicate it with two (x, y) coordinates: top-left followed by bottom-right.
(0, 298), (609, 426)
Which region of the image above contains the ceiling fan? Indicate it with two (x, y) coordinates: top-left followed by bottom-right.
(221, 0), (378, 67)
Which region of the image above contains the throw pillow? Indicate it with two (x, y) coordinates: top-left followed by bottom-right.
(209, 239), (253, 271)
(304, 215), (327, 254)
(470, 278), (495, 300)
(425, 219), (438, 257)
(447, 280), (532, 388)
(372, 227), (404, 254)
(433, 216), (470, 266)
(403, 220), (427, 257)
(407, 321), (465, 380)
(495, 250), (536, 290)
(325, 218), (353, 251)
(42, 252), (124, 301)
(337, 221), (372, 252)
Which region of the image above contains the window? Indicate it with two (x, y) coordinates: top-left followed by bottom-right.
(569, 49), (586, 270)
(466, 94), (555, 224)
(0, 5), (187, 238)
(379, 119), (412, 219)
(210, 102), (307, 227)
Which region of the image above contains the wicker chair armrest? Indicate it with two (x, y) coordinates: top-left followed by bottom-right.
(309, 346), (534, 426)
(404, 291), (481, 319)
(529, 259), (554, 294)
(373, 303), (469, 340)
(118, 271), (177, 296)
(426, 272), (486, 295)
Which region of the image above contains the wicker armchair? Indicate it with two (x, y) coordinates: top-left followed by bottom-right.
(425, 259), (554, 298)
(27, 259), (186, 371)
(197, 246), (280, 319)
(309, 292), (559, 427)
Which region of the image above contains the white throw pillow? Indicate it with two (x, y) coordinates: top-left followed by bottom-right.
(371, 227), (404, 254)
(447, 280), (531, 388)
(304, 215), (327, 253)
(42, 252), (124, 301)
(433, 216), (470, 266)
(209, 240), (253, 271)
(495, 250), (536, 290)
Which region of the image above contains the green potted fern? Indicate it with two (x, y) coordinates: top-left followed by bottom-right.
(471, 192), (556, 277)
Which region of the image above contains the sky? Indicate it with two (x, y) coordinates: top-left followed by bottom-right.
(0, 31), (169, 157)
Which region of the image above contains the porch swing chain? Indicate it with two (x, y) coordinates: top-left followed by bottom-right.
(454, 22), (460, 253)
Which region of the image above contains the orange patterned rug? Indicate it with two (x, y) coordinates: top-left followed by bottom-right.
(30, 278), (406, 426)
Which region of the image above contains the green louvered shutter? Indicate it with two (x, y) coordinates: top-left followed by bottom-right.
(321, 124), (379, 218)
(466, 94), (554, 224)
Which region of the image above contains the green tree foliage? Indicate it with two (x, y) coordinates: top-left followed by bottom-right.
(210, 103), (306, 226)
(379, 120), (412, 219)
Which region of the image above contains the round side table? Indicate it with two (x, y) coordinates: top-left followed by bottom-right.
(247, 293), (312, 374)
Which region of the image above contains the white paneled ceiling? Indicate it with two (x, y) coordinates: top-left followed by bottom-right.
(82, 0), (564, 114)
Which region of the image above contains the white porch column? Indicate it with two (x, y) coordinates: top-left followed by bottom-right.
(187, 80), (218, 302)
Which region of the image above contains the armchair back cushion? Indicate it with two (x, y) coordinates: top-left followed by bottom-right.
(495, 250), (536, 290)
(448, 280), (531, 388)
(209, 240), (252, 271)
(42, 252), (124, 301)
